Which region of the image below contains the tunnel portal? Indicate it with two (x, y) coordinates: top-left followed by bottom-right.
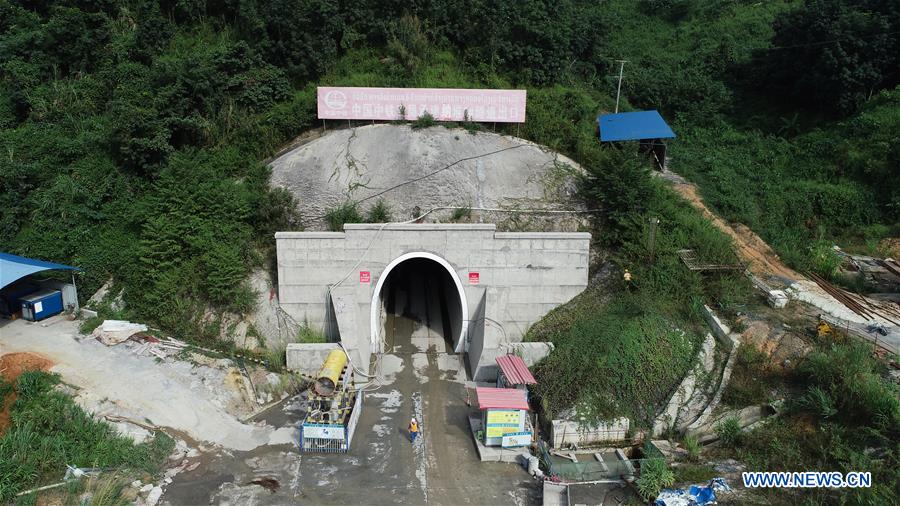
(376, 257), (464, 354)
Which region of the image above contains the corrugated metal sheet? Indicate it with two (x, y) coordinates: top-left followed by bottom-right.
(476, 387), (529, 410)
(598, 110), (676, 142)
(496, 354), (537, 385)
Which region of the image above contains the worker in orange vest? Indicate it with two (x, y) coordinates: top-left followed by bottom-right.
(408, 417), (419, 443)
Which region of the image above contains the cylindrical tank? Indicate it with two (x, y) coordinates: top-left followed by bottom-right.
(313, 349), (348, 396)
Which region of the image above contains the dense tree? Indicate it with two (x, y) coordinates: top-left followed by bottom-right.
(759, 0), (899, 115)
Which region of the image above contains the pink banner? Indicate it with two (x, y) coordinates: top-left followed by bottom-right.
(317, 87), (527, 123)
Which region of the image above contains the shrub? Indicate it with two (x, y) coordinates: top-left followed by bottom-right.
(366, 199), (392, 223)
(715, 416), (743, 447)
(411, 111), (436, 129)
(682, 434), (701, 462)
(324, 202), (363, 231)
(450, 206), (471, 222)
(797, 341), (900, 432)
(636, 458), (675, 500)
(800, 386), (837, 420)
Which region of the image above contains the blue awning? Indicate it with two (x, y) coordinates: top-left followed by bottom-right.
(0, 252), (81, 290)
(598, 110), (676, 142)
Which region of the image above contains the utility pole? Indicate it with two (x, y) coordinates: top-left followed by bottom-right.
(648, 216), (660, 263)
(614, 60), (627, 113)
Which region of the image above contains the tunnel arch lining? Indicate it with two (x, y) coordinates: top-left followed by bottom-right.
(370, 251), (468, 354)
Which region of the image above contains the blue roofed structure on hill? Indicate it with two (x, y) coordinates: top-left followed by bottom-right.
(597, 110), (675, 170)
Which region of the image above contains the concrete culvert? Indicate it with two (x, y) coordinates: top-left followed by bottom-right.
(377, 257), (464, 354)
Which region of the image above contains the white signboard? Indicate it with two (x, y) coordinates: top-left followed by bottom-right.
(34, 301), (43, 313)
(303, 424), (345, 440)
(317, 87), (527, 122)
(502, 431), (532, 448)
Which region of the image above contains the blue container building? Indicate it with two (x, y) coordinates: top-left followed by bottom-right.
(20, 289), (64, 321)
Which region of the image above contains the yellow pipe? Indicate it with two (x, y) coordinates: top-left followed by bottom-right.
(314, 349), (348, 396)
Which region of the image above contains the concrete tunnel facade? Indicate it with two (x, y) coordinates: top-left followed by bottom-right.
(276, 223), (591, 377)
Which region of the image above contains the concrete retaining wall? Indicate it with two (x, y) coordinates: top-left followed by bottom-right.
(469, 341), (555, 381)
(285, 343), (340, 376)
(551, 417), (630, 448)
(277, 224), (590, 371)
(702, 304), (738, 350)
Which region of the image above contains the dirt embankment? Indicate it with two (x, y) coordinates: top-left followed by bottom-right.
(670, 182), (803, 282)
(0, 352), (54, 435)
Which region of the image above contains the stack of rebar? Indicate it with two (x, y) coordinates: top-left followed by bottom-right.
(809, 273), (900, 326)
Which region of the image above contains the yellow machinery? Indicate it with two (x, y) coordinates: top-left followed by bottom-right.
(313, 349), (348, 396)
(301, 348), (362, 453)
(817, 320), (833, 339)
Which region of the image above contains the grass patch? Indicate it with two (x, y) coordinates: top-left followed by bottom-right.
(721, 343), (781, 408)
(715, 416), (743, 448)
(673, 463), (717, 484)
(79, 315), (104, 334)
(0, 372), (173, 502)
(530, 292), (701, 425)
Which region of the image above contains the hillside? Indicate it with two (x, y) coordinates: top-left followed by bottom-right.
(1, 1), (899, 502)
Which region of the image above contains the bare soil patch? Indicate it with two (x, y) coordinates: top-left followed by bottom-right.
(0, 352), (55, 435)
(671, 182), (803, 281)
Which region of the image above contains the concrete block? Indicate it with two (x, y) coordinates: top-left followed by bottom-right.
(552, 417), (630, 448)
(702, 304), (735, 350)
(286, 343), (340, 375)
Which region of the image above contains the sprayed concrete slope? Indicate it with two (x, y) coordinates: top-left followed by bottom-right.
(269, 124), (586, 231)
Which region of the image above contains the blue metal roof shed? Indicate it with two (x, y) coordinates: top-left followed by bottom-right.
(597, 110), (675, 142)
(0, 252), (81, 289)
(0, 252), (81, 312)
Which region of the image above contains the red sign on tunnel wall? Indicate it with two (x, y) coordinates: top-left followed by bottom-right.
(469, 272), (480, 285)
(359, 271), (371, 284)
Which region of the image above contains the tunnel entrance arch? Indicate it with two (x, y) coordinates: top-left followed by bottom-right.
(370, 252), (468, 355)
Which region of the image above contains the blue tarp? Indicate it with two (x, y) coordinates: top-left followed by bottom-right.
(598, 110), (676, 142)
(0, 252), (81, 290)
(655, 477), (731, 506)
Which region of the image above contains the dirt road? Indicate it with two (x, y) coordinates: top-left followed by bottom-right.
(669, 180), (802, 282)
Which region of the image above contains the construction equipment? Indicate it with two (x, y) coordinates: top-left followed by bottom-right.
(300, 349), (363, 453)
(313, 349), (348, 396)
(816, 319), (833, 339)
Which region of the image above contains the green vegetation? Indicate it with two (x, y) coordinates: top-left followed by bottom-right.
(450, 206), (472, 222)
(297, 323), (327, 344)
(715, 415), (744, 448)
(325, 202), (364, 231)
(410, 111), (437, 129)
(366, 199), (393, 223)
(0, 372), (173, 501)
(682, 434), (701, 462)
(722, 343), (782, 408)
(2, 1), (898, 501)
(636, 457), (675, 500)
(673, 463), (717, 485)
(714, 339), (900, 503)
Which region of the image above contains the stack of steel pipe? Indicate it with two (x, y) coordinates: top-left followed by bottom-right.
(809, 273), (900, 326)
